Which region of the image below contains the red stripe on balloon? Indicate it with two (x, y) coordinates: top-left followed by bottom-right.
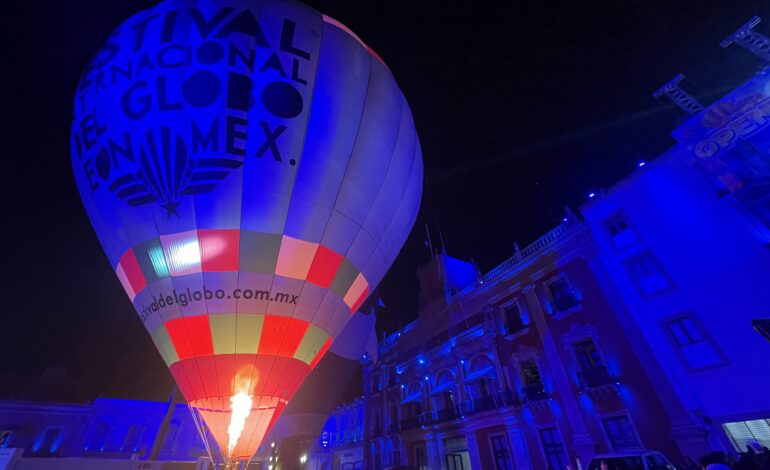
(196, 355), (219, 398)
(169, 354), (311, 402)
(199, 229), (240, 271)
(258, 315), (310, 358)
(118, 249), (147, 295)
(165, 315), (214, 360)
(306, 244), (344, 288)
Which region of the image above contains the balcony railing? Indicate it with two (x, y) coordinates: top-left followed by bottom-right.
(579, 365), (615, 389)
(396, 391), (520, 431)
(451, 324), (489, 347)
(434, 407), (459, 423)
(450, 222), (572, 303)
(521, 383), (548, 401)
(460, 390), (521, 416)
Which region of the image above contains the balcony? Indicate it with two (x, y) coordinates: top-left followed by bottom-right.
(521, 383), (548, 402)
(434, 407), (459, 423)
(395, 391), (520, 432)
(579, 365), (615, 389)
(451, 324), (489, 347)
(460, 390), (521, 416)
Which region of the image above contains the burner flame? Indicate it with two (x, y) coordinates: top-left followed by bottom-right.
(227, 391), (253, 456)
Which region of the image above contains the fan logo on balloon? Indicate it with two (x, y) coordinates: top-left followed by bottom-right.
(71, 8), (315, 217)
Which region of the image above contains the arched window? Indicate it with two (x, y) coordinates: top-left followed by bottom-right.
(465, 355), (499, 400)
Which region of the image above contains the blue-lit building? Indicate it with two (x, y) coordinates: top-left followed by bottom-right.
(7, 17), (770, 470)
(303, 399), (365, 470)
(358, 66), (770, 470)
(0, 396), (209, 468)
(580, 68), (770, 458)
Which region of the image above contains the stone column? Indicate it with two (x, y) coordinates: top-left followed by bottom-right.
(523, 285), (595, 465)
(505, 418), (532, 470)
(465, 429), (484, 470)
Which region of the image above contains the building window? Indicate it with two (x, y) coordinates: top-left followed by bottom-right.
(604, 212), (637, 248)
(547, 276), (581, 313)
(87, 423), (111, 451)
(539, 427), (569, 470)
(32, 426), (64, 454)
(0, 431), (13, 449)
(574, 339), (614, 388)
(626, 252), (672, 296)
(520, 359), (547, 401)
(490, 434), (513, 470)
(575, 339), (603, 370)
(520, 360), (542, 386)
(502, 301), (528, 335)
(601, 415), (642, 451)
(723, 419), (770, 452)
(161, 422), (179, 452)
(664, 316), (724, 370)
(122, 424), (143, 452)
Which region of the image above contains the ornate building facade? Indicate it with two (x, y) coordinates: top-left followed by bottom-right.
(362, 217), (687, 470)
(360, 65), (770, 469)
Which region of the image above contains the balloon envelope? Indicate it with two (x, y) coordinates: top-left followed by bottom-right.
(71, 0), (422, 461)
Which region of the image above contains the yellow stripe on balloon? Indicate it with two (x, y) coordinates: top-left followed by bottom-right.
(151, 324), (179, 366)
(293, 324), (330, 365)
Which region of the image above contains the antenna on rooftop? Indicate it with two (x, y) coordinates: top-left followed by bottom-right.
(652, 73), (704, 116)
(721, 16), (770, 61)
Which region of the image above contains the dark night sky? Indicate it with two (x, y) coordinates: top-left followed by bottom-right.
(2, 0), (769, 403)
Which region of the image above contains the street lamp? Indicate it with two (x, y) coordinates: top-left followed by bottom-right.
(300, 454), (308, 464)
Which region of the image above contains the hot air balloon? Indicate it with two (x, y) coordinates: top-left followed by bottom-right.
(70, 0), (422, 464)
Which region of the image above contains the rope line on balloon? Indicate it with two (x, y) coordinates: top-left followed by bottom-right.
(189, 403), (216, 466)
